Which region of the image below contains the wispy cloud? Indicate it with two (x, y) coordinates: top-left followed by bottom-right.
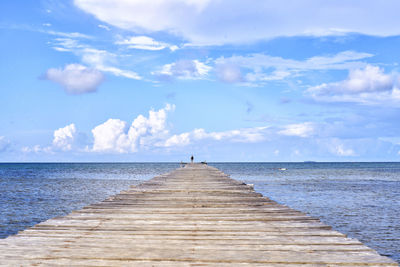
(98, 24), (110, 31)
(153, 60), (211, 80)
(215, 51), (373, 85)
(45, 30), (91, 39)
(52, 38), (142, 80)
(116, 35), (179, 51)
(278, 122), (315, 138)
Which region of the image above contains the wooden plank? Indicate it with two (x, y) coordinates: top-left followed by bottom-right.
(0, 163), (397, 266)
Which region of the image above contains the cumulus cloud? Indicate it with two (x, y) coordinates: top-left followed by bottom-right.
(153, 60), (211, 80)
(162, 133), (191, 147)
(307, 65), (400, 105)
(278, 122), (315, 138)
(116, 36), (179, 51)
(44, 64), (104, 94)
(53, 124), (77, 151)
(23, 103), (383, 159)
(74, 0), (400, 45)
(92, 104), (175, 153)
(22, 124), (79, 153)
(92, 119), (131, 153)
(89, 102), (270, 152)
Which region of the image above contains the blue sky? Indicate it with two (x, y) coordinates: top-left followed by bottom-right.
(2, 0), (400, 162)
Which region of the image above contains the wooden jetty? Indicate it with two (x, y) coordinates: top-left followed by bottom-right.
(0, 164), (397, 266)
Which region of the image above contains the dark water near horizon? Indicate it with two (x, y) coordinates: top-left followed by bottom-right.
(0, 162), (399, 263)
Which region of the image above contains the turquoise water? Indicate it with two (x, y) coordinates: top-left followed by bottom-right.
(0, 162), (399, 262)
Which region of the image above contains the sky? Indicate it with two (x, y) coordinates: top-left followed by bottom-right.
(1, 0), (400, 162)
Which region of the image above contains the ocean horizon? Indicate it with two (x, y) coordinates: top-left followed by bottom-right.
(0, 162), (399, 262)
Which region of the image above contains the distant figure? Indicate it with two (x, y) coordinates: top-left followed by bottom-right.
(191, 155), (194, 163)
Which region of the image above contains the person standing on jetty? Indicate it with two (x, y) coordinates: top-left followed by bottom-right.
(191, 155), (194, 163)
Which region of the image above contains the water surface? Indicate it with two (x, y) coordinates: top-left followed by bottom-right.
(0, 162), (398, 262)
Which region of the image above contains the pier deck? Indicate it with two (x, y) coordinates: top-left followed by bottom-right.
(0, 164), (397, 266)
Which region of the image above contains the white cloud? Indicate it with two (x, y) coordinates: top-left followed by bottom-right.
(22, 124), (78, 153)
(74, 0), (400, 45)
(22, 145), (42, 153)
(163, 133), (191, 147)
(157, 126), (269, 147)
(21, 145), (53, 154)
(97, 65), (141, 80)
(52, 39), (142, 80)
(92, 104), (175, 153)
(153, 60), (211, 80)
(216, 51), (372, 71)
(53, 124), (77, 151)
(246, 70), (291, 83)
(215, 51), (372, 84)
(92, 119), (130, 153)
(327, 139), (355, 156)
(52, 38), (84, 52)
(216, 64), (243, 83)
(44, 64), (105, 94)
(116, 36), (179, 51)
(98, 24), (110, 31)
(46, 30), (91, 39)
(81, 48), (142, 80)
(307, 65), (400, 105)
(23, 104), (380, 158)
(89, 104), (270, 151)
(194, 127), (268, 143)
(279, 122), (315, 138)
(334, 144), (355, 156)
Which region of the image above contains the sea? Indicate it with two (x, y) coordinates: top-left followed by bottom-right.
(0, 162), (398, 263)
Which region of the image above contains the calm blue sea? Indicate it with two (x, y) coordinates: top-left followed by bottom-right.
(0, 162), (399, 263)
